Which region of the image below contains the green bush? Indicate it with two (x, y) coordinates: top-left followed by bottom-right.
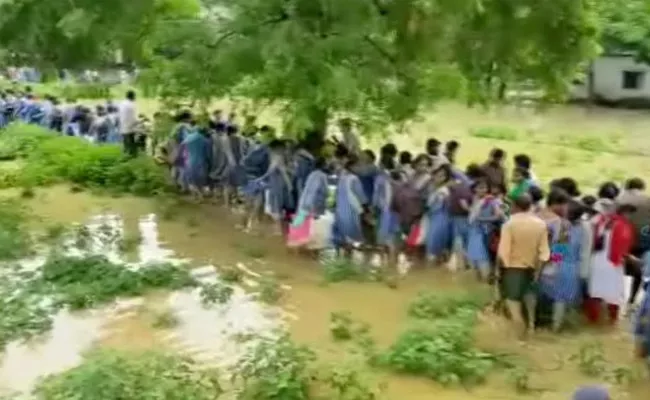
(0, 198), (33, 260)
(407, 290), (491, 320)
(379, 309), (502, 386)
(0, 123), (169, 195)
(34, 350), (223, 400)
(40, 255), (197, 309)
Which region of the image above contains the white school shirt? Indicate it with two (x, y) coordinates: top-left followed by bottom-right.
(118, 99), (137, 135)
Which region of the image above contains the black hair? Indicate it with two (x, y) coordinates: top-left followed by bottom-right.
(426, 138), (440, 147)
(362, 149), (376, 163)
(176, 110), (192, 122)
(445, 140), (459, 151)
(260, 125), (272, 132)
(528, 185), (545, 204)
(598, 181), (620, 200)
(513, 154), (531, 170)
(465, 163), (484, 180)
(380, 143), (398, 158)
(334, 143), (349, 159)
(581, 195), (597, 208)
(625, 177), (646, 191)
(413, 153), (432, 167)
(433, 163), (452, 183)
(567, 200), (585, 222)
(268, 139), (285, 150)
(226, 124), (238, 135)
(126, 90), (136, 101)
(554, 177), (581, 197)
(344, 153), (360, 171)
(491, 148), (505, 160)
(379, 154), (396, 170)
(547, 189), (570, 207)
(399, 151), (412, 165)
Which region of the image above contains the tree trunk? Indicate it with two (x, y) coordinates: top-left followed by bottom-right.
(308, 106), (328, 137)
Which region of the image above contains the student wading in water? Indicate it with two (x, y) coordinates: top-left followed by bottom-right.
(497, 193), (550, 339)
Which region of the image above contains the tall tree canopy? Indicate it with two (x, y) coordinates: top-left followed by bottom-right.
(598, 0), (650, 62)
(143, 0), (601, 133)
(0, 0), (200, 69)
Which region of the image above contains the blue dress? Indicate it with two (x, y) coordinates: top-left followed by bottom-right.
(466, 197), (497, 267)
(332, 171), (368, 246)
(296, 169), (328, 217)
(293, 149), (316, 201)
(424, 186), (452, 257)
(373, 171), (399, 246)
(356, 165), (379, 201)
(264, 157), (295, 220)
(182, 131), (212, 188)
(541, 219), (582, 304)
(239, 144), (270, 196)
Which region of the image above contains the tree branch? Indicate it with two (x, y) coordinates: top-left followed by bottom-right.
(363, 35), (396, 64)
(208, 14), (290, 49)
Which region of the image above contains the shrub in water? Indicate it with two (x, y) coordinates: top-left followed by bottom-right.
(0, 124), (169, 195)
(0, 198), (33, 260)
(33, 350), (223, 400)
(407, 290), (491, 320)
(379, 309), (501, 386)
(232, 332), (316, 400)
(40, 255), (197, 309)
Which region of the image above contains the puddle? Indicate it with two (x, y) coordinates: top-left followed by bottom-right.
(0, 213), (283, 395)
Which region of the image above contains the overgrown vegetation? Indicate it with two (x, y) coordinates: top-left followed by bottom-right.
(33, 350), (223, 400)
(408, 290), (491, 320)
(0, 198), (33, 260)
(199, 282), (234, 306)
(0, 252), (197, 350)
(233, 332), (381, 400)
(378, 309), (503, 386)
(322, 259), (374, 283)
(0, 123), (169, 196)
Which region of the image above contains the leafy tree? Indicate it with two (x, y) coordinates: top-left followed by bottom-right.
(597, 0), (650, 63)
(143, 0), (601, 134)
(0, 0), (200, 71)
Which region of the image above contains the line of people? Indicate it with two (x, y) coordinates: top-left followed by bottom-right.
(0, 87), (150, 154)
(162, 110), (649, 362)
(2, 90), (649, 365)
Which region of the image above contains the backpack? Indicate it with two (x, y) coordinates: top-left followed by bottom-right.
(390, 181), (424, 227)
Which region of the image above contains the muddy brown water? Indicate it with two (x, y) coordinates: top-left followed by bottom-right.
(1, 186), (648, 399)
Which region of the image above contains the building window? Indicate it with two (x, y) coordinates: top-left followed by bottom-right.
(622, 70), (644, 89)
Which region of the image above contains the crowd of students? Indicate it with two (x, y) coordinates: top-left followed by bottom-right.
(1, 88), (649, 368)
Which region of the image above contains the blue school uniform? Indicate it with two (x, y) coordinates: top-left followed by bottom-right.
(356, 165), (379, 201)
(424, 186), (452, 257)
(240, 144), (271, 197)
(466, 197), (498, 267)
(332, 171), (368, 246)
(182, 131), (212, 188)
(293, 149), (316, 200)
(373, 171), (399, 246)
(540, 219), (582, 304)
(264, 158), (295, 220)
(296, 169), (328, 217)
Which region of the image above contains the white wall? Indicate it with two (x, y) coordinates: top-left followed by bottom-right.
(591, 56), (650, 101)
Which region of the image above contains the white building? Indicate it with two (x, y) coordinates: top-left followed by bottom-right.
(571, 53), (650, 105)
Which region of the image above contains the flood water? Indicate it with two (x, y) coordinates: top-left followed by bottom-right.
(1, 186), (648, 399)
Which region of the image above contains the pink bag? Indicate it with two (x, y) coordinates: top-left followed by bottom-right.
(287, 214), (313, 247)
